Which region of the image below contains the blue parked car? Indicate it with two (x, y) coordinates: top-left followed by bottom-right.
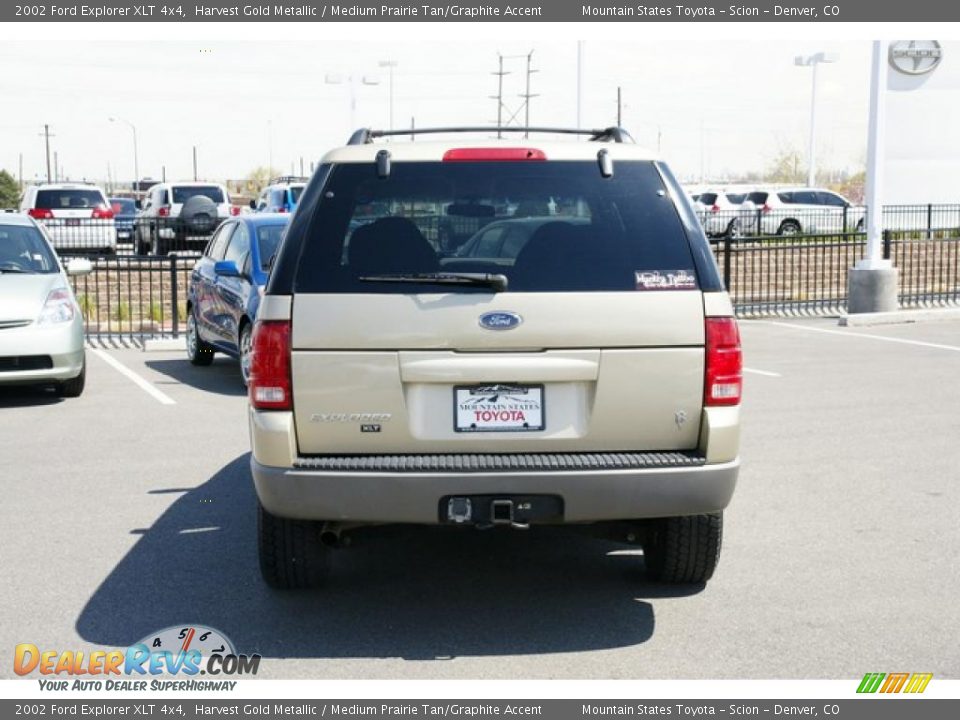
(250, 177), (307, 214)
(109, 197), (138, 245)
(185, 213), (290, 384)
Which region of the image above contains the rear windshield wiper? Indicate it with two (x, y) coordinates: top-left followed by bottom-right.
(358, 272), (509, 292)
(0, 267), (30, 274)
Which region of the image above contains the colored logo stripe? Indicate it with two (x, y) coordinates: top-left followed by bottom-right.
(857, 673), (885, 693)
(880, 673), (909, 693)
(904, 673), (933, 694)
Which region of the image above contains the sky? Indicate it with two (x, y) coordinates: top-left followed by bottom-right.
(0, 39), (871, 187)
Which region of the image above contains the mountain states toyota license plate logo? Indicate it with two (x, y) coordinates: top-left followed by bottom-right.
(454, 384), (544, 432)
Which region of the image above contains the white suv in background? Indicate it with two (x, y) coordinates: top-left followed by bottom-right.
(694, 189), (748, 238)
(136, 181), (237, 255)
(739, 188), (864, 236)
(19, 183), (117, 254)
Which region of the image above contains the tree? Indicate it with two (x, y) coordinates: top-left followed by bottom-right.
(763, 147), (805, 184)
(0, 169), (20, 209)
(243, 166), (279, 194)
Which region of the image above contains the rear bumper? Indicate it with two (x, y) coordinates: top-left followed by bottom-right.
(251, 455), (739, 524)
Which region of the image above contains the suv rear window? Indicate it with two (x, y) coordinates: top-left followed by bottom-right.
(699, 193), (718, 205)
(35, 189), (105, 209)
(172, 186), (224, 204)
(746, 192), (768, 204)
(294, 161), (698, 294)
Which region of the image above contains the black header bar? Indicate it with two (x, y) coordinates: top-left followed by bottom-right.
(4, 1), (960, 23)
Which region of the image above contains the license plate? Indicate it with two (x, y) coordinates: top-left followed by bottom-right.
(454, 384), (544, 433)
(65, 218), (80, 226)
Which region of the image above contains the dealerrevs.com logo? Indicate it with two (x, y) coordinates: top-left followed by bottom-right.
(14, 625), (260, 691)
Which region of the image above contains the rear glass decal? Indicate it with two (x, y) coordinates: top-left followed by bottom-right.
(635, 270), (698, 291)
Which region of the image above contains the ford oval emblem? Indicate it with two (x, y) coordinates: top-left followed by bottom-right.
(479, 311), (523, 331)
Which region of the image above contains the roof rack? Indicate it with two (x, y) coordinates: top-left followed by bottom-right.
(268, 175), (309, 185)
(347, 126), (635, 145)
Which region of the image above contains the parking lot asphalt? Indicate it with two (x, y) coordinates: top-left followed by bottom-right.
(2, 316), (958, 680)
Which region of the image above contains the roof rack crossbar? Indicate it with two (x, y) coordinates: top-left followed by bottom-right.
(347, 126), (635, 145)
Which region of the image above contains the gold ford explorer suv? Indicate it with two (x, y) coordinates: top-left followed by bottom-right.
(248, 127), (742, 589)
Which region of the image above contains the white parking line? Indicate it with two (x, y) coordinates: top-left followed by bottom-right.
(749, 320), (960, 354)
(89, 349), (177, 405)
(743, 368), (782, 377)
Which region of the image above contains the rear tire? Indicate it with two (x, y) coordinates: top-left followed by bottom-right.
(57, 361), (86, 398)
(643, 513), (722, 584)
(258, 502), (330, 590)
(778, 219), (802, 236)
(186, 311), (214, 366)
(239, 323), (253, 387)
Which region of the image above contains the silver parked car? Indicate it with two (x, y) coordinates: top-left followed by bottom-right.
(0, 215), (91, 397)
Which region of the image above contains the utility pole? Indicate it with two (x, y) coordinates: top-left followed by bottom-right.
(521, 50), (538, 137)
(192, 146), (198, 181)
(54, 151), (59, 182)
(18, 153), (23, 190)
(299, 156), (304, 176)
(492, 54), (507, 138)
(39, 125), (54, 182)
(492, 51), (537, 137)
(617, 86), (622, 127)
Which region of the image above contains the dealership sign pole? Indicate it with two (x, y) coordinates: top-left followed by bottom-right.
(848, 40), (899, 314)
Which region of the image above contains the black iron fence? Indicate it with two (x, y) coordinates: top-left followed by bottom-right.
(697, 203), (960, 239)
(32, 216), (227, 255)
(65, 255), (195, 342)
(45, 215), (960, 342)
(712, 230), (960, 317)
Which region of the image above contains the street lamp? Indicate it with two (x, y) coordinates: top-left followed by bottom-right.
(325, 73), (380, 132)
(109, 117), (139, 200)
(378, 60), (398, 130)
(795, 52), (838, 187)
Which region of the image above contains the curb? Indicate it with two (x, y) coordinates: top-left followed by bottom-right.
(839, 307), (960, 327)
(143, 338), (187, 352)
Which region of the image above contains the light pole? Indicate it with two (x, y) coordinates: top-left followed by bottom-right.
(109, 117), (139, 200)
(378, 60), (398, 130)
(325, 73), (380, 133)
(795, 52), (838, 187)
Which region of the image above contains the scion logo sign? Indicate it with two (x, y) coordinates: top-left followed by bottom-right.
(857, 672), (933, 694)
(14, 625), (260, 692)
(889, 41), (943, 75)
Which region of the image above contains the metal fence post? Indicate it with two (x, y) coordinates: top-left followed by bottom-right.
(755, 208), (762, 235)
(882, 229), (892, 260)
(843, 205), (848, 232)
(927, 203), (933, 239)
(723, 235), (732, 290)
(170, 256), (180, 339)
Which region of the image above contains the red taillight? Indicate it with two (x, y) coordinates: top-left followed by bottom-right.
(277, 207), (288, 213)
(28, 208), (54, 220)
(157, 206), (171, 217)
(761, 203), (771, 214)
(249, 320), (291, 411)
(705, 317), (742, 407)
(442, 148), (547, 162)
(710, 204), (720, 214)
(92, 206), (114, 219)
(230, 206), (241, 216)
